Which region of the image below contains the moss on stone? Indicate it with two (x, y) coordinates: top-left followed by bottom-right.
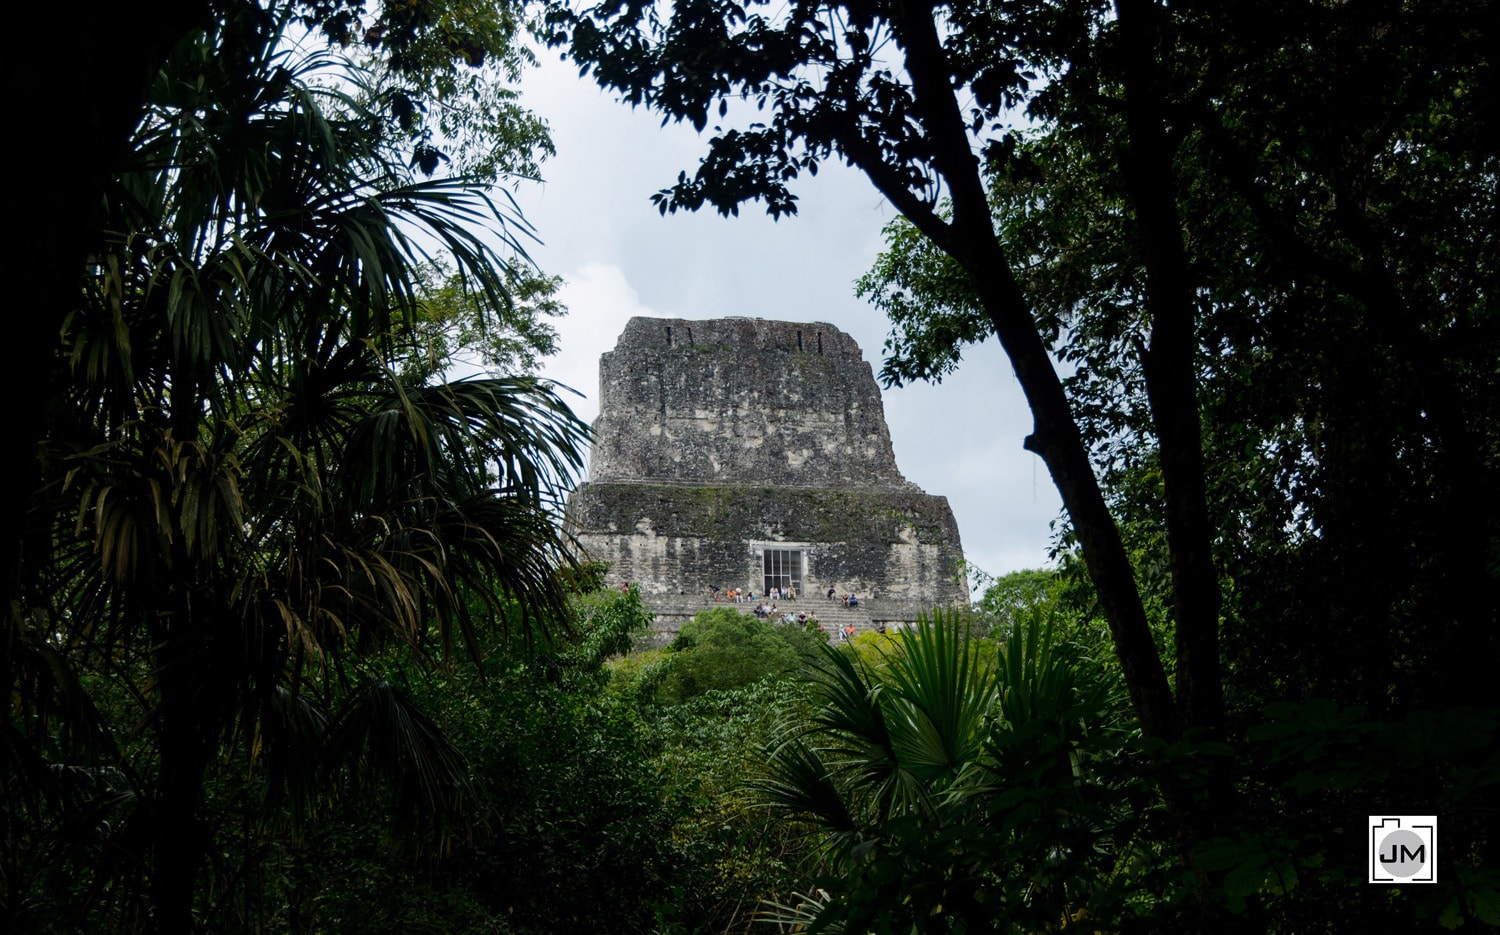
(572, 482), (956, 546)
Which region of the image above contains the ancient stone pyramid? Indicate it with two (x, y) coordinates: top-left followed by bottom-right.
(565, 316), (967, 631)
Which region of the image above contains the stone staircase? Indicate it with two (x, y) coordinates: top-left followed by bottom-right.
(752, 599), (874, 635)
(638, 593), (944, 646)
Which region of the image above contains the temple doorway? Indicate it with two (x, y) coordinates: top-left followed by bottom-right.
(762, 548), (803, 598)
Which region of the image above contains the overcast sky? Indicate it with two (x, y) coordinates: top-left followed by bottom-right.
(509, 52), (1063, 582)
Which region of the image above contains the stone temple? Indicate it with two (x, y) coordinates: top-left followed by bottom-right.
(565, 316), (968, 636)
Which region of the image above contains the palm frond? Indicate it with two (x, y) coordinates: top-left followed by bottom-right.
(246, 684), (330, 825)
(324, 677), (470, 843)
(757, 888), (844, 934)
(882, 609), (996, 783)
(756, 739), (858, 836)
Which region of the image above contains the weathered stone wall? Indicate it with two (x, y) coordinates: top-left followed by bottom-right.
(590, 317), (910, 489)
(566, 316), (968, 624)
(568, 482), (967, 604)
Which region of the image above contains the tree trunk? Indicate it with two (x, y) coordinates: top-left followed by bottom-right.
(1114, 0), (1225, 736)
(881, 0), (1182, 746)
(150, 603), (224, 934)
(0, 0), (207, 618)
(152, 734), (211, 935)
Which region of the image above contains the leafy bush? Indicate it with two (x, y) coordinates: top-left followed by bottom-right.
(245, 588), (683, 935)
(646, 679), (817, 934)
(646, 608), (824, 705)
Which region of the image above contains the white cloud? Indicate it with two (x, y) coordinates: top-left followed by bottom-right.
(538, 262), (653, 424)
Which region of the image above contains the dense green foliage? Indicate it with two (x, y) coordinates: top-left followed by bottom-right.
(971, 566), (1081, 634)
(1, 5), (591, 930)
(288, 588), (682, 935)
(7, 0), (1499, 930)
(757, 614), (1500, 933)
(643, 679), (815, 934)
(642, 607), (826, 704)
(761, 610), (1147, 932)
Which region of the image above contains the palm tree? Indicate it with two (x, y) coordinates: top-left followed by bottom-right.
(758, 610), (1133, 933)
(9, 7), (587, 929)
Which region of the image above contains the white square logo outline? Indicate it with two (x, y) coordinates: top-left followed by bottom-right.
(1369, 815), (1437, 883)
